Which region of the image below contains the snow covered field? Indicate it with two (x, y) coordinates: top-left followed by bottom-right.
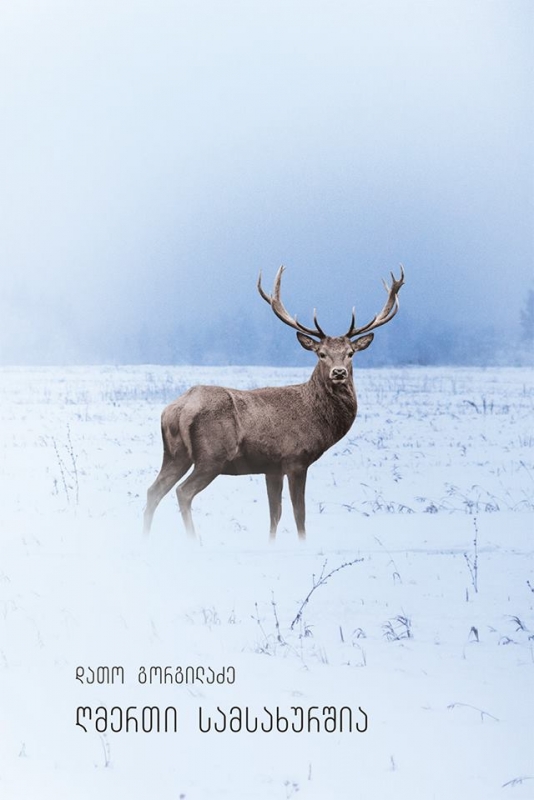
(1, 365), (533, 800)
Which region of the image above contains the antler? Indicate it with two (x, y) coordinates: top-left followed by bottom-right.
(344, 265), (405, 338)
(257, 265), (326, 339)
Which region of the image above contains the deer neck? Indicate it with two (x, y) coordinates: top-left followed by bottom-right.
(306, 364), (357, 439)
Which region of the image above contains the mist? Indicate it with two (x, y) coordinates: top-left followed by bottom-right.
(1, 0), (532, 366)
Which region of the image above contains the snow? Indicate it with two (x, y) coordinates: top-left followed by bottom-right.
(0, 365), (533, 800)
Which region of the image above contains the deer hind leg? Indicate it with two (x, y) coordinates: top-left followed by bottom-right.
(287, 469), (307, 541)
(143, 449), (192, 535)
(265, 473), (283, 541)
(176, 464), (221, 538)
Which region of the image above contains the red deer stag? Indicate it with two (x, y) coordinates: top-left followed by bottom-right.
(144, 266), (405, 540)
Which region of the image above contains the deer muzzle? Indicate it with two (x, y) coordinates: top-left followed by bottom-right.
(330, 367), (349, 383)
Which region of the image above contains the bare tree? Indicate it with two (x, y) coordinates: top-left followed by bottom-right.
(144, 266), (405, 540)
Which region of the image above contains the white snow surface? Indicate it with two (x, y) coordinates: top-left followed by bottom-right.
(1, 365), (533, 800)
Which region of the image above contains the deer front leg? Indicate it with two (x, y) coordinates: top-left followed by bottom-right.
(287, 469), (307, 541)
(265, 473), (283, 541)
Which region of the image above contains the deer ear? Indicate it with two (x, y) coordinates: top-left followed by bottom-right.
(296, 332), (320, 352)
(351, 333), (374, 352)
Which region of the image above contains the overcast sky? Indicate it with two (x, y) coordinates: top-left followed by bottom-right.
(1, 0), (532, 364)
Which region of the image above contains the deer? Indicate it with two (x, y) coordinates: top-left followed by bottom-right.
(143, 265), (405, 540)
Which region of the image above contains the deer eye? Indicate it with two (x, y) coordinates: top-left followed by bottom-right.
(318, 352), (326, 359)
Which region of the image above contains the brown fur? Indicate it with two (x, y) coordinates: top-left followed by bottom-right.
(143, 334), (373, 540)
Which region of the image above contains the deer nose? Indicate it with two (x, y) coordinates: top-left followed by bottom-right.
(330, 367), (348, 381)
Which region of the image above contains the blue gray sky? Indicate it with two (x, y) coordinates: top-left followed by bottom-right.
(1, 0), (532, 364)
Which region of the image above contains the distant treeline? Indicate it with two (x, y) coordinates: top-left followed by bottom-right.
(2, 304), (532, 367)
(117, 310), (532, 368)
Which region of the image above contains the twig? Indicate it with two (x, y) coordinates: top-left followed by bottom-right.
(66, 423), (80, 505)
(52, 437), (70, 504)
(464, 517), (479, 594)
(290, 558), (363, 630)
(502, 776), (534, 788)
(447, 702), (499, 723)
(99, 733), (111, 767)
(374, 535), (403, 584)
(271, 592), (284, 644)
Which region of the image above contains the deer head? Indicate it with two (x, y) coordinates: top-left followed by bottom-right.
(257, 265), (405, 385)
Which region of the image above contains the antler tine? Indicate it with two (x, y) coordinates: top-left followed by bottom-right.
(257, 269), (272, 304)
(345, 265), (405, 338)
(346, 306), (356, 334)
(257, 266), (326, 339)
(312, 308), (326, 338)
